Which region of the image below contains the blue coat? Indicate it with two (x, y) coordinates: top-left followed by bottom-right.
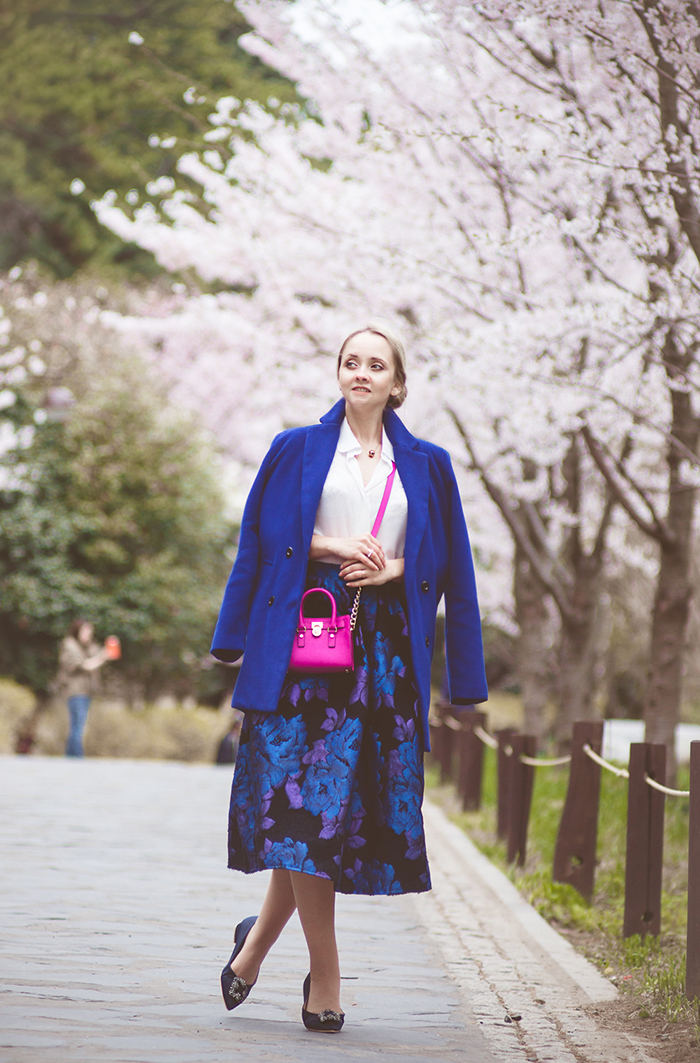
(210, 400), (488, 749)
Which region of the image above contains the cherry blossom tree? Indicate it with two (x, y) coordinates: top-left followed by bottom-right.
(93, 0), (699, 759)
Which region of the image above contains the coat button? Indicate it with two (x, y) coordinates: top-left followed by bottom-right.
(425, 636), (430, 647)
(267, 596), (275, 606)
(421, 580), (429, 592)
(285, 546), (293, 558)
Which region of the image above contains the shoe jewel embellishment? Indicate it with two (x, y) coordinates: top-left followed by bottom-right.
(227, 974), (249, 1003)
(318, 1009), (343, 1024)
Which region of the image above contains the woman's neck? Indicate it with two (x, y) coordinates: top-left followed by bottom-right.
(345, 407), (383, 448)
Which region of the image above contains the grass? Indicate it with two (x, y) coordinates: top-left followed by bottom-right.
(426, 740), (699, 1040)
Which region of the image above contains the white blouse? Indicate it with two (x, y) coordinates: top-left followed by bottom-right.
(313, 418), (408, 562)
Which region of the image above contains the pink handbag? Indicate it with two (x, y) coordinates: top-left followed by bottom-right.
(289, 462), (397, 674)
(290, 587), (355, 673)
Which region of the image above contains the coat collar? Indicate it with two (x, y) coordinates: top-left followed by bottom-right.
(319, 399), (420, 451)
(302, 400), (428, 560)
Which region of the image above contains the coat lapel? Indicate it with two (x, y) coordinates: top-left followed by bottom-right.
(299, 400), (344, 546)
(384, 409), (429, 567)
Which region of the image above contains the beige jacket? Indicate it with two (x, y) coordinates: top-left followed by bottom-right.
(56, 636), (100, 698)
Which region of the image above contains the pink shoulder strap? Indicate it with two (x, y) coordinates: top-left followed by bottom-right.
(370, 461), (397, 537)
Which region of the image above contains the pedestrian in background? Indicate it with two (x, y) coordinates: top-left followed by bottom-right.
(56, 620), (112, 757)
(210, 322), (487, 1032)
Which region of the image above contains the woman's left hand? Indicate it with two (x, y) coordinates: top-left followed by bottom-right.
(340, 557), (404, 587)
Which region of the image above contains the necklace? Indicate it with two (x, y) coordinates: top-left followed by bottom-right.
(368, 448), (376, 458)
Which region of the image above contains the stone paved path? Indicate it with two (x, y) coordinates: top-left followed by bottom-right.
(0, 756), (662, 1063)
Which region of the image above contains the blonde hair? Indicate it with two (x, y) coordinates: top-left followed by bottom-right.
(337, 322), (407, 409)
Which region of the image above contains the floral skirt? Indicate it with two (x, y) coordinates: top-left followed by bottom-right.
(227, 562), (431, 895)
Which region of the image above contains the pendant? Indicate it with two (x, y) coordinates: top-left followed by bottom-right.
(368, 449), (376, 458)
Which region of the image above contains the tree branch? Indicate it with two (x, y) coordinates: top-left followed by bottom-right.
(591, 432), (633, 562)
(447, 406), (575, 620)
(581, 423), (672, 545)
(634, 0), (700, 266)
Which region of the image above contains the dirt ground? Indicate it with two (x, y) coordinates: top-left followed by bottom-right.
(561, 925), (699, 1063)
(587, 997), (698, 1063)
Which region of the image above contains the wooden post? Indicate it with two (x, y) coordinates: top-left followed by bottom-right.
(438, 711), (454, 784)
(686, 741), (700, 1000)
(507, 733), (537, 866)
(429, 703), (452, 783)
(552, 720), (604, 902)
(623, 743), (666, 938)
(496, 727), (515, 840)
(456, 710), (486, 811)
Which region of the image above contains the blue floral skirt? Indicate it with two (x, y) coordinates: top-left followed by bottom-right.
(227, 562), (431, 895)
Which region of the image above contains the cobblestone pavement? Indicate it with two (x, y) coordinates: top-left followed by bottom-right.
(0, 756), (661, 1063)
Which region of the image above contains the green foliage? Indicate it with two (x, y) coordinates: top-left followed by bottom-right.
(0, 0), (294, 275)
(0, 676), (36, 754)
(0, 354), (232, 695)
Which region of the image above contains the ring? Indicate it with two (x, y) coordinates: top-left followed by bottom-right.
(366, 550), (373, 558)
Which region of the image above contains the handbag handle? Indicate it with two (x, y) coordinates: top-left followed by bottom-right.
(350, 460), (397, 631)
(370, 461), (396, 538)
(299, 586), (337, 626)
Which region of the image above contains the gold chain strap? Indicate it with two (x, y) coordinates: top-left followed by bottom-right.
(349, 588), (362, 631)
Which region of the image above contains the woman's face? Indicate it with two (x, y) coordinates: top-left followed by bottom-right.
(338, 331), (400, 413)
(77, 623), (93, 645)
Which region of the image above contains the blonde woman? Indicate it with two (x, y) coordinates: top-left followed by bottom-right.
(211, 324), (487, 1031)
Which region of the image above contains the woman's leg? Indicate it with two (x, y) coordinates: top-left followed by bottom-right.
(229, 868), (296, 983)
(290, 870), (342, 1014)
(65, 696), (90, 757)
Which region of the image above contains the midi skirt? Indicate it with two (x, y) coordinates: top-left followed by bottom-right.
(227, 562), (431, 896)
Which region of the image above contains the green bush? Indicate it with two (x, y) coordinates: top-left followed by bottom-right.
(32, 695), (232, 762)
(0, 677), (36, 754)
(0, 346), (232, 698)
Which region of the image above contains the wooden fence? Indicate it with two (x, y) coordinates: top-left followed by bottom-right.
(428, 705), (700, 1001)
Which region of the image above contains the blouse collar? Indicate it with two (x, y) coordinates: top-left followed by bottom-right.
(338, 417), (395, 464)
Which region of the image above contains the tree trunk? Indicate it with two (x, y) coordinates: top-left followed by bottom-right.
(643, 333), (699, 782)
(554, 557), (601, 747)
(553, 435), (607, 746)
(513, 543), (552, 742)
(644, 538), (693, 777)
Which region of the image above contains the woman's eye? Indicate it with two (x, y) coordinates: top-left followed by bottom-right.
(371, 363), (385, 371)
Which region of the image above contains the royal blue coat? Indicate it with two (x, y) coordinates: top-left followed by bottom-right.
(210, 400), (488, 749)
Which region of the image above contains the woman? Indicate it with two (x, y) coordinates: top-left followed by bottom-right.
(56, 620), (109, 757)
(210, 323), (487, 1031)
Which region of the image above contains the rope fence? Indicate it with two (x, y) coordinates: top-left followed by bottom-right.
(582, 742), (630, 779)
(468, 720), (690, 796)
(643, 773), (691, 798)
(428, 705), (700, 1000)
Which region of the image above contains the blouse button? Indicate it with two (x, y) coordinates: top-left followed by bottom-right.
(421, 580), (429, 592)
(285, 547), (293, 558)
(267, 596), (275, 606)
(425, 636), (430, 647)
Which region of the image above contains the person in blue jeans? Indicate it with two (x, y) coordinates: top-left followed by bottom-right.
(56, 620), (108, 757)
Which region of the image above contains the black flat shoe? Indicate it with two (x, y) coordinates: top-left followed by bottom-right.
(301, 972), (345, 1033)
(221, 915), (257, 1011)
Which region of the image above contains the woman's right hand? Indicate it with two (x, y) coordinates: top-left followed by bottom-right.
(309, 533), (386, 570)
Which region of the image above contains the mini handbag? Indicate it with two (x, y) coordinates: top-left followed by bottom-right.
(289, 461), (397, 674)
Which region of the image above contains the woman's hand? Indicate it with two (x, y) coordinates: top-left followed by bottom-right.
(309, 533), (386, 571)
(340, 557), (404, 587)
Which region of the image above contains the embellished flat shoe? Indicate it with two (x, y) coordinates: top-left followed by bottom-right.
(301, 972), (345, 1033)
(221, 915), (257, 1011)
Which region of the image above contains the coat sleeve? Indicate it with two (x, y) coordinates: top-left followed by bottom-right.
(442, 454), (488, 704)
(210, 434), (284, 663)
